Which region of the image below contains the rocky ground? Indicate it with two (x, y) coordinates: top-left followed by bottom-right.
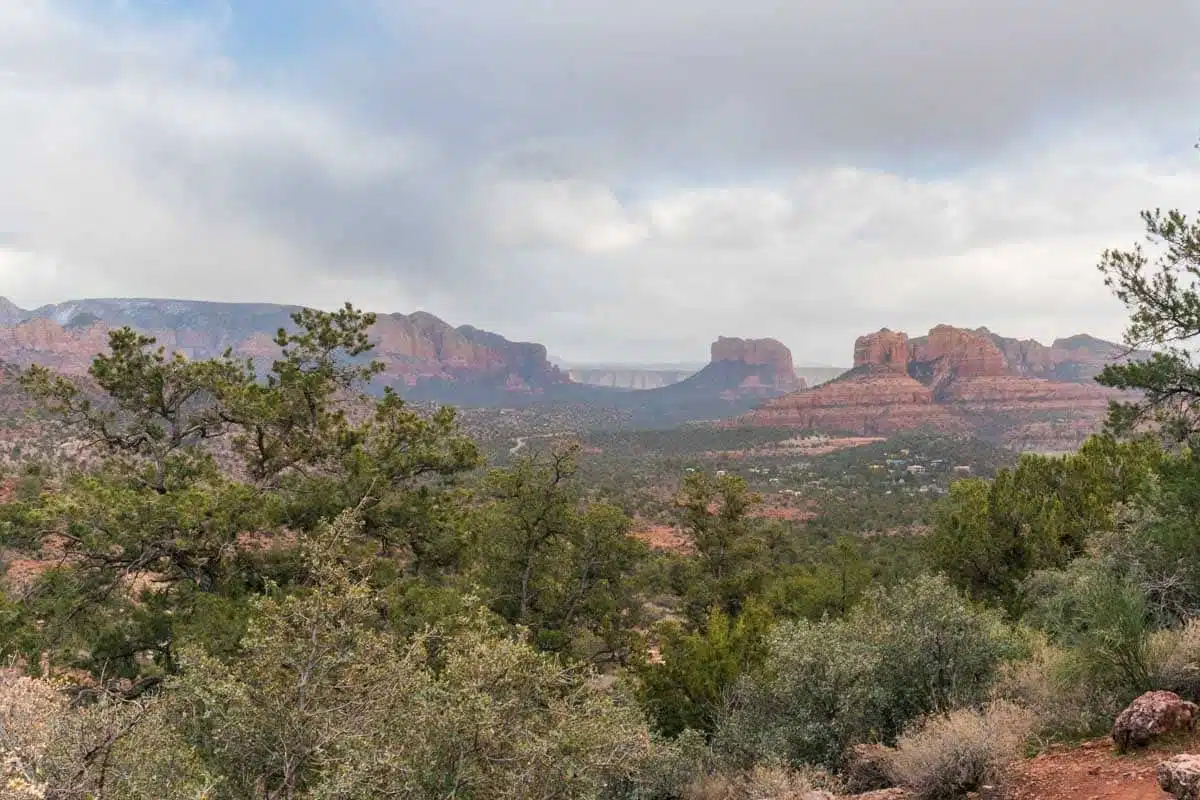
(1005, 734), (1199, 800)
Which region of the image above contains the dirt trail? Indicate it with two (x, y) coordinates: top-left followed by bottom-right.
(1005, 734), (1200, 800)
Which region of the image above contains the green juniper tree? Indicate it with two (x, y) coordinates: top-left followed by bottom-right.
(1097, 171), (1200, 443)
(471, 443), (648, 662)
(10, 304), (478, 683)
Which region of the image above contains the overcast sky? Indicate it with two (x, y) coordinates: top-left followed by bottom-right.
(1, 1), (1198, 365)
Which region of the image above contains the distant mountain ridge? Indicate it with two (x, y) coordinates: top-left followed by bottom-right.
(0, 299), (1147, 440)
(0, 297), (570, 398)
(0, 298), (805, 425)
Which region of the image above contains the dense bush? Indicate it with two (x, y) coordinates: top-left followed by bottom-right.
(682, 763), (839, 800)
(0, 512), (691, 800)
(1149, 619), (1200, 701)
(637, 603), (773, 738)
(715, 575), (1016, 769)
(884, 702), (1034, 800)
(991, 632), (1125, 743)
(926, 436), (1159, 611)
(1024, 560), (1155, 699)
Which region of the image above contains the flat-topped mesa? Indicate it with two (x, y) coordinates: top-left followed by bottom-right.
(853, 329), (910, 371)
(711, 336), (793, 369)
(710, 336), (804, 392)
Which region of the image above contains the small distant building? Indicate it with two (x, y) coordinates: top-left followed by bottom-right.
(952, 465), (972, 475)
(906, 465), (927, 475)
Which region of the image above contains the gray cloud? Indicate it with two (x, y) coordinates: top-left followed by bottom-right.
(367, 0), (1200, 169)
(0, 1), (1198, 365)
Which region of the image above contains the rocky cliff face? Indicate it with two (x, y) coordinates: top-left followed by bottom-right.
(853, 329), (911, 372)
(707, 336), (805, 394)
(600, 336), (809, 427)
(910, 325), (1011, 388)
(569, 368), (697, 390)
(0, 318), (112, 375)
(0, 298), (568, 398)
(743, 324), (1145, 450)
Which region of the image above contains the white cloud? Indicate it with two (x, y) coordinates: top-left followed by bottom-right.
(480, 179), (648, 253)
(0, 1), (1198, 367)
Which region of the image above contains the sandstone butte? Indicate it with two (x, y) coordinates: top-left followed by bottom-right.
(741, 324), (1144, 450)
(0, 311), (569, 393)
(708, 336), (806, 395)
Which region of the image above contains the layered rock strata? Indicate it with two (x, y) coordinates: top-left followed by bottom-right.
(0, 299), (568, 394)
(741, 324), (1143, 449)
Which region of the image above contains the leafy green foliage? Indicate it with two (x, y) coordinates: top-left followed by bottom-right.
(1097, 207), (1200, 442)
(8, 304), (479, 682)
(717, 575), (1016, 769)
(764, 536), (873, 621)
(1024, 561), (1155, 699)
(672, 472), (765, 624)
(636, 601), (773, 738)
(173, 510), (677, 800)
(472, 444), (647, 662)
(927, 435), (1159, 608)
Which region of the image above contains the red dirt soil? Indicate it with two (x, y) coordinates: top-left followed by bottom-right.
(630, 524), (695, 554)
(1004, 734), (1200, 800)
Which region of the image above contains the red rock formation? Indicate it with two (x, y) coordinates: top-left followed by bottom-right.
(0, 319), (111, 375)
(988, 331), (1057, 378)
(740, 324), (1138, 450)
(910, 325), (1010, 379)
(0, 311), (567, 395)
(1113, 691), (1199, 753)
(853, 329), (910, 371)
(712, 336), (792, 369)
(709, 336), (805, 393)
(749, 370), (964, 436)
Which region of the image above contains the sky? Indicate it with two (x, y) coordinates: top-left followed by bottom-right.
(1, 1), (1199, 365)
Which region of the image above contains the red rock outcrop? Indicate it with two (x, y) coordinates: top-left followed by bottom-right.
(988, 331), (1057, 378)
(709, 336), (805, 393)
(1113, 691), (1199, 753)
(854, 329), (910, 372)
(712, 336), (792, 369)
(748, 369), (964, 436)
(0, 307), (567, 396)
(0, 319), (111, 375)
(910, 325), (1010, 382)
(741, 324), (1141, 450)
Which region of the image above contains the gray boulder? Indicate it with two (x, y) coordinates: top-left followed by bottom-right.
(1158, 754), (1200, 800)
